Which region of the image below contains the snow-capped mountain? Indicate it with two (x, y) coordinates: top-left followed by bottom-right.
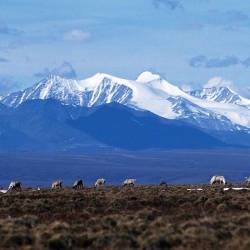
(189, 86), (250, 108)
(1, 71), (250, 132)
(1, 74), (133, 108)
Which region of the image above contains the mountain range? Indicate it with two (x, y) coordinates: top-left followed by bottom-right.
(0, 71), (250, 151)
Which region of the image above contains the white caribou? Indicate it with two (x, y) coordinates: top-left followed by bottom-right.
(245, 177), (250, 185)
(51, 180), (62, 189)
(210, 176), (226, 185)
(95, 178), (105, 187)
(123, 179), (136, 187)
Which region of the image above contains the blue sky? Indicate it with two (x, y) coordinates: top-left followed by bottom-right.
(1, 0), (250, 96)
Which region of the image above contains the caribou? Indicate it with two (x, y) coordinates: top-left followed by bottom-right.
(8, 181), (22, 192)
(123, 179), (136, 187)
(73, 179), (83, 189)
(210, 176), (226, 185)
(51, 180), (62, 189)
(95, 178), (105, 187)
(245, 177), (250, 185)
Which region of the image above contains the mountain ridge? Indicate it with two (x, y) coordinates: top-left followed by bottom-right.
(1, 72), (250, 133)
(0, 99), (230, 151)
(189, 86), (250, 107)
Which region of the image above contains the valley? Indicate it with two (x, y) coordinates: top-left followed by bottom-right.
(0, 150), (249, 187)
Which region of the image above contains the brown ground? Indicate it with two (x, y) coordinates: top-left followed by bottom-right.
(0, 185), (249, 250)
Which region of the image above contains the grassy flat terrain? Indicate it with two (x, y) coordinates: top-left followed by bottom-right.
(0, 150), (250, 186)
(0, 185), (249, 249)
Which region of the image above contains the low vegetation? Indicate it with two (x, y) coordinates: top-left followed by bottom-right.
(0, 185), (249, 249)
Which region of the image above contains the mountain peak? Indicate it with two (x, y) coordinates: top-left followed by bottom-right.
(87, 72), (129, 84)
(45, 74), (63, 80)
(204, 85), (235, 95)
(204, 85), (236, 96)
(189, 85), (250, 107)
(136, 71), (161, 83)
(1, 72), (250, 131)
(204, 77), (233, 89)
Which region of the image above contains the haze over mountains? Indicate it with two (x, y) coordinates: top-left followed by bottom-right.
(1, 71), (250, 151)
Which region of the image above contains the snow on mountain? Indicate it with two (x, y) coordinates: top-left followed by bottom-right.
(1, 74), (133, 108)
(136, 71), (161, 82)
(189, 77), (250, 107)
(1, 72), (250, 131)
(166, 96), (243, 131)
(189, 87), (250, 107)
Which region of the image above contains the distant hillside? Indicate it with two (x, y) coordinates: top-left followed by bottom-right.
(69, 103), (225, 150)
(0, 100), (227, 151)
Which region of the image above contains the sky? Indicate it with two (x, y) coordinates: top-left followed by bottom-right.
(0, 0), (250, 96)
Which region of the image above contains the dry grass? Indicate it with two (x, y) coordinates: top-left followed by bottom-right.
(0, 185), (249, 249)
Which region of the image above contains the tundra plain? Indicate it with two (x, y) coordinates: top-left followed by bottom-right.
(0, 185), (249, 250)
(0, 150), (250, 187)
